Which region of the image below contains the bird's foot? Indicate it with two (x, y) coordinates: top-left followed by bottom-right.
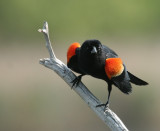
(96, 103), (109, 111)
(71, 75), (83, 88)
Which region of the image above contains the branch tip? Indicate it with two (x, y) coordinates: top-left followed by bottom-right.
(43, 21), (48, 29)
(38, 21), (49, 34)
(38, 29), (42, 32)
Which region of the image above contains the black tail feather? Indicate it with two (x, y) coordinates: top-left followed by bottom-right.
(128, 71), (148, 85)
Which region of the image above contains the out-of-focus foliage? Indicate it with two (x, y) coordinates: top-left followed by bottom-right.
(0, 0), (160, 41)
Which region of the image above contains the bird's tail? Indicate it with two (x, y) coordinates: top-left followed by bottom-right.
(127, 71), (148, 85)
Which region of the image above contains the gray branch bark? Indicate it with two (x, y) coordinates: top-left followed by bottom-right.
(38, 22), (129, 131)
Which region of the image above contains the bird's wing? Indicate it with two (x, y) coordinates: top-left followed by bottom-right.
(102, 45), (118, 57)
(111, 65), (132, 94)
(67, 43), (83, 74)
(104, 55), (132, 94)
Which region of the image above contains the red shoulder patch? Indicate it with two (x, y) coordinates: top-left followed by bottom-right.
(105, 58), (124, 79)
(67, 42), (80, 63)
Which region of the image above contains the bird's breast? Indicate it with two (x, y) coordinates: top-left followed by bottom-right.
(79, 54), (106, 79)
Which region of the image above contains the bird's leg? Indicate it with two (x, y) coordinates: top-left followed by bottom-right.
(96, 84), (112, 110)
(105, 84), (112, 108)
(71, 74), (84, 88)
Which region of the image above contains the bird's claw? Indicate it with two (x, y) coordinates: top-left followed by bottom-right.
(96, 103), (109, 111)
(71, 77), (80, 88)
(71, 75), (83, 88)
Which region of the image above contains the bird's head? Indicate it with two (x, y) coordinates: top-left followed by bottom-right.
(80, 39), (102, 55)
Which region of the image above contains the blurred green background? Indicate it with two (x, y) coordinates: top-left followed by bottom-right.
(0, 0), (159, 131)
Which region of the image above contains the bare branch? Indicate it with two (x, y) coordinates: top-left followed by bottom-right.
(39, 22), (129, 131)
(38, 22), (56, 60)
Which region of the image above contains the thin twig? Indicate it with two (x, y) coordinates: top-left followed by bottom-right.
(38, 22), (129, 131)
(38, 22), (56, 60)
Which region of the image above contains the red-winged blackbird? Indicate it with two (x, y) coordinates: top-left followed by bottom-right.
(67, 39), (148, 108)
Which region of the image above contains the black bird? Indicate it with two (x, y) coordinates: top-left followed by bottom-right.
(67, 40), (148, 109)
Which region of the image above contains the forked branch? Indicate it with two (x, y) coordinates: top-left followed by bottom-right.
(38, 22), (129, 131)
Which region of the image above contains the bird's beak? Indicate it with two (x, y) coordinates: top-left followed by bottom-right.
(91, 46), (97, 54)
